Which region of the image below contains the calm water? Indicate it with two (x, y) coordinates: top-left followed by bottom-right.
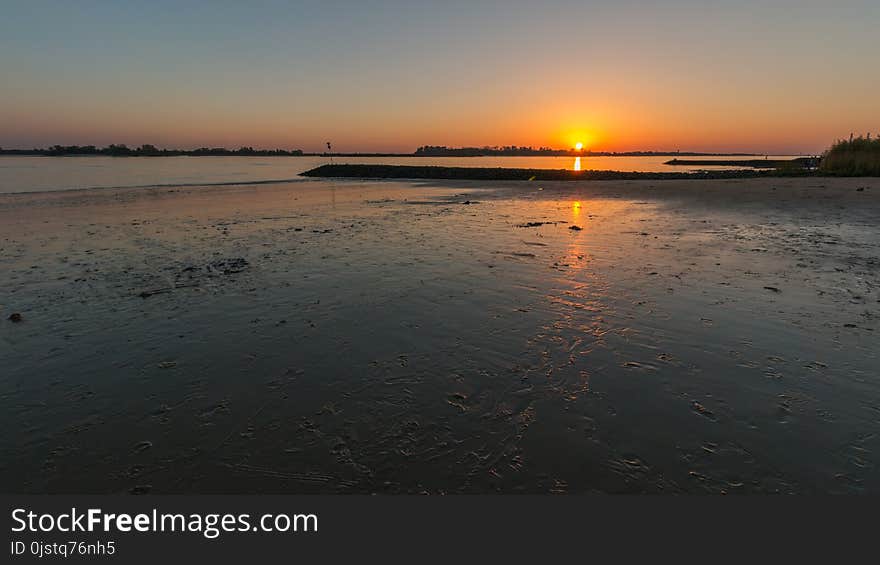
(0, 155), (797, 194)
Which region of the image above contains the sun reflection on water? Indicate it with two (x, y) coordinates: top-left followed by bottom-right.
(573, 157), (581, 171)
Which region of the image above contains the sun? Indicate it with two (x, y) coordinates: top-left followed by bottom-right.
(574, 141), (584, 151)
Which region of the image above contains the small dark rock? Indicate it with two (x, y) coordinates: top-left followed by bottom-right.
(517, 221), (548, 228)
(569, 225), (583, 231)
(133, 440), (153, 453)
(763, 286), (781, 293)
(8, 313), (23, 323)
(207, 257), (249, 274)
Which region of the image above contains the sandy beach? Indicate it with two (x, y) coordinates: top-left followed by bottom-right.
(1, 177), (878, 493)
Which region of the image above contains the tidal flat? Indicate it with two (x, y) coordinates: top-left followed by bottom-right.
(1, 177), (878, 493)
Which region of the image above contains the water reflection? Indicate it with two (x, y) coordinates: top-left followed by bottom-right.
(565, 200), (587, 273)
(573, 157), (582, 171)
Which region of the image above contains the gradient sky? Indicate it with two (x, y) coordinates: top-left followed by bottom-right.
(1, 0), (877, 153)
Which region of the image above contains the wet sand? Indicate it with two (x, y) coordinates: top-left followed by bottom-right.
(1, 177), (878, 493)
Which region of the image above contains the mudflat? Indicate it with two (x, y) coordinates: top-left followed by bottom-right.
(1, 176), (878, 493)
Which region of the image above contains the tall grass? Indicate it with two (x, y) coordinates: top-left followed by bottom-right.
(819, 135), (880, 176)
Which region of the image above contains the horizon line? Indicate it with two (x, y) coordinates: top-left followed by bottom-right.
(0, 143), (817, 156)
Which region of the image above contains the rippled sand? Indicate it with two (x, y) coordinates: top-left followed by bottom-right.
(1, 177), (878, 493)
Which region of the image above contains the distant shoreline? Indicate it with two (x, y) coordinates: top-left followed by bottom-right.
(0, 152), (771, 158)
(0, 148), (772, 158)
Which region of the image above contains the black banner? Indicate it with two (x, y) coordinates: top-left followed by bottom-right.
(1, 496), (872, 563)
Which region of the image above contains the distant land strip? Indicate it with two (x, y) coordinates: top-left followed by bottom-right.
(665, 157), (819, 168)
(300, 164), (818, 181)
(0, 144), (767, 158)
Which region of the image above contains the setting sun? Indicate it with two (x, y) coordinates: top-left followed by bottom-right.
(574, 142), (584, 151)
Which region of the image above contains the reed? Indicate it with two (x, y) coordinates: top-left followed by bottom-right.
(819, 135), (880, 176)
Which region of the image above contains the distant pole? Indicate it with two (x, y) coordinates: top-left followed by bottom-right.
(326, 142), (333, 164)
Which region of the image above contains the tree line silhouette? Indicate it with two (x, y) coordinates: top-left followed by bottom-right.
(414, 145), (757, 157)
(0, 143), (760, 158)
(0, 144), (304, 157)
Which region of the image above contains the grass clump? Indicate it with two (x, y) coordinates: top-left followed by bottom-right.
(819, 134), (880, 176)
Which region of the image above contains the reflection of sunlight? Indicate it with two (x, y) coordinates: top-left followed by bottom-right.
(573, 157), (581, 171)
(565, 200), (587, 273)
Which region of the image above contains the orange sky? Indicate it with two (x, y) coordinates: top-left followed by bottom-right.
(1, 2), (877, 154)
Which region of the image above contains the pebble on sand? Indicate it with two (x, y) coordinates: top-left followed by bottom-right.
(8, 313), (23, 323)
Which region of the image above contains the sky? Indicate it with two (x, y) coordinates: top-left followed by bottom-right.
(1, 0), (878, 154)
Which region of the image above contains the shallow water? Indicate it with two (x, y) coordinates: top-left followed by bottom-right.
(0, 155), (799, 194)
(0, 177), (878, 493)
